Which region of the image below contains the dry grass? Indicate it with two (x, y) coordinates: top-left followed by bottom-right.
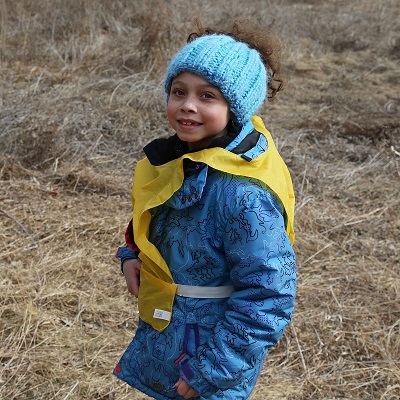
(1, 0), (399, 399)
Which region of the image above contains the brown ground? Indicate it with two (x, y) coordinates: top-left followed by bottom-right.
(1, 1), (399, 399)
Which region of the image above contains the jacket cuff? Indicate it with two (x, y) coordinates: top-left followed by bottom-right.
(115, 245), (139, 273)
(177, 356), (218, 399)
(115, 245), (139, 260)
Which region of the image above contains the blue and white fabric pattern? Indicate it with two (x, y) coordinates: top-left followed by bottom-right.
(114, 123), (296, 399)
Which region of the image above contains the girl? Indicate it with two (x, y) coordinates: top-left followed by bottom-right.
(114, 21), (296, 400)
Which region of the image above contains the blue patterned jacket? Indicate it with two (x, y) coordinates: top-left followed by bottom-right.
(114, 119), (296, 399)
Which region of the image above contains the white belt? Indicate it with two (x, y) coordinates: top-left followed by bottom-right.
(176, 284), (234, 298)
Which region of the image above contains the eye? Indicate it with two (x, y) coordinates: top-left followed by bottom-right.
(202, 92), (215, 99)
(172, 88), (185, 96)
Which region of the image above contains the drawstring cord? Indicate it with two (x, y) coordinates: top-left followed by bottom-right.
(174, 323), (200, 364)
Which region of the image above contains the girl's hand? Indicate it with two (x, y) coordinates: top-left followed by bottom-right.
(174, 377), (200, 398)
(122, 258), (142, 297)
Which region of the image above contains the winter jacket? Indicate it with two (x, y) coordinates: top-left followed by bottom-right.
(114, 116), (296, 399)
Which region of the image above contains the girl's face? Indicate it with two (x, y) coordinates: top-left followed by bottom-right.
(167, 72), (230, 151)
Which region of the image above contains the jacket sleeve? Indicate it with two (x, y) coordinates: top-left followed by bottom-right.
(124, 219), (140, 253)
(115, 220), (141, 269)
(179, 184), (296, 397)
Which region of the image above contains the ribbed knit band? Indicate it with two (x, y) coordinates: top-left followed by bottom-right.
(164, 34), (268, 125)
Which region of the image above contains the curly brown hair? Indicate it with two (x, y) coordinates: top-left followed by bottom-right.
(187, 18), (284, 101)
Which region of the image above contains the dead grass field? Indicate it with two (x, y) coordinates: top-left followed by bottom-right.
(1, 1), (399, 399)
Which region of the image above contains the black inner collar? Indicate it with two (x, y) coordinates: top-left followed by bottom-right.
(143, 123), (260, 166)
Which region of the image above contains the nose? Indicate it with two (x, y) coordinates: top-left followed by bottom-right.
(181, 96), (197, 113)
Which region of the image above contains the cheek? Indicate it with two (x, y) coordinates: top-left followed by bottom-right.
(166, 101), (176, 123)
(209, 107), (230, 127)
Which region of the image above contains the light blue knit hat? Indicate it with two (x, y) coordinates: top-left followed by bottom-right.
(164, 34), (268, 125)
